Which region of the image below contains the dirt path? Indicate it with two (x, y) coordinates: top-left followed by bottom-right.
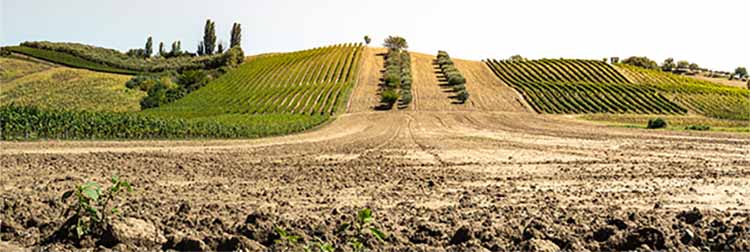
(347, 47), (386, 113)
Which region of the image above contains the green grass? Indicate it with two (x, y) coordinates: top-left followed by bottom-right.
(0, 59), (144, 112)
(485, 59), (686, 115)
(6, 46), (140, 75)
(580, 114), (750, 132)
(616, 64), (750, 121)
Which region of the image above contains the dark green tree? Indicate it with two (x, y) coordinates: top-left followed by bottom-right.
(197, 41), (205, 56)
(383, 36), (408, 51)
(733, 67), (748, 80)
(688, 63), (699, 71)
(203, 19), (216, 55)
(145, 36), (153, 58)
(217, 41), (225, 54)
(622, 56), (659, 70)
(661, 58), (675, 72)
(364, 35), (371, 45)
(158, 42), (165, 57)
(509, 55), (525, 61)
(677, 60), (690, 69)
(230, 23), (242, 48)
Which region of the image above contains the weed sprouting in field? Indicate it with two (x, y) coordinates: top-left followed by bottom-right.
(337, 208), (387, 251)
(58, 176), (133, 239)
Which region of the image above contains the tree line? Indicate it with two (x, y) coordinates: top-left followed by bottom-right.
(132, 19), (243, 59)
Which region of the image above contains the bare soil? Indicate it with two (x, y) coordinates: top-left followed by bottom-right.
(1, 49), (749, 251)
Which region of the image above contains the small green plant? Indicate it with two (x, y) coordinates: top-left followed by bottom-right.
(647, 117), (668, 129)
(381, 89), (399, 105)
(60, 176), (133, 239)
(274, 226), (301, 246)
(337, 208), (387, 252)
(685, 124), (710, 131)
(303, 237), (335, 252)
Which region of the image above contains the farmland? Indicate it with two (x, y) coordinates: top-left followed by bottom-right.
(1, 38), (749, 251)
(148, 43), (363, 118)
(485, 59), (687, 114)
(616, 64), (750, 120)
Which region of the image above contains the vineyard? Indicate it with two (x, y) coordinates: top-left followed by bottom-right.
(485, 59), (687, 114)
(149, 43), (364, 118)
(616, 64), (750, 120)
(0, 58), (144, 112)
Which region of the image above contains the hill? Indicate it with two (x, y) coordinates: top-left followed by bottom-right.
(0, 57), (144, 112)
(148, 43), (363, 118)
(616, 64), (750, 121)
(485, 59), (686, 114)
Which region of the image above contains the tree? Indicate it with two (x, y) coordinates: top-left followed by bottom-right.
(677, 60), (690, 69)
(145, 36), (153, 58)
(158, 42), (165, 57)
(217, 41), (225, 54)
(509, 55), (525, 62)
(230, 23), (242, 48)
(170, 41), (182, 57)
(622, 56), (659, 70)
(364, 35), (371, 45)
(733, 67), (748, 80)
(383, 36), (407, 51)
(203, 19), (217, 55)
(197, 41), (205, 56)
(661, 58), (675, 72)
(688, 63), (699, 71)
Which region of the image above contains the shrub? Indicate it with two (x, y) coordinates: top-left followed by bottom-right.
(400, 91), (413, 105)
(381, 89), (399, 104)
(622, 56), (659, 70)
(452, 84), (466, 92)
(0, 47), (10, 56)
(448, 75), (466, 85)
(456, 90), (469, 103)
(647, 117), (668, 129)
(685, 125), (710, 131)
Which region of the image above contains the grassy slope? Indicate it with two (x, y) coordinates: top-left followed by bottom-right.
(6, 46), (139, 75)
(0, 57), (144, 112)
(616, 64), (749, 121)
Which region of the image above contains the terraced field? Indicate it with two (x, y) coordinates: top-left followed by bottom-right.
(617, 64), (750, 121)
(485, 59), (687, 114)
(149, 43), (363, 118)
(0, 57), (144, 112)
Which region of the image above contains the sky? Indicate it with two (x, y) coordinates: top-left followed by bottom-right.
(1, 0), (748, 72)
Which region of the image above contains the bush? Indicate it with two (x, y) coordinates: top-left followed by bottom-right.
(685, 125), (710, 131)
(0, 47), (10, 56)
(647, 117), (668, 129)
(456, 90), (469, 104)
(452, 84), (466, 92)
(622, 56), (659, 70)
(400, 91), (413, 105)
(448, 75), (466, 85)
(381, 89), (399, 105)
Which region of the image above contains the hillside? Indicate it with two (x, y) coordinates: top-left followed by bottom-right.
(616, 64), (750, 121)
(148, 43), (363, 119)
(0, 57), (144, 112)
(485, 59), (686, 115)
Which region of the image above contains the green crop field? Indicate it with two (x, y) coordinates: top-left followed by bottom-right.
(485, 59), (686, 114)
(617, 64), (750, 121)
(5, 46), (140, 75)
(0, 58), (144, 112)
(148, 43), (364, 118)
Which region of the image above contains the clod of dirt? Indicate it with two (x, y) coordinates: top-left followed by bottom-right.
(593, 227), (615, 242)
(163, 234), (209, 251)
(217, 235), (266, 251)
(235, 212), (278, 246)
(450, 225), (473, 245)
(677, 208), (703, 224)
(616, 227), (666, 251)
(521, 238), (560, 252)
(1, 218), (22, 234)
(0, 241), (29, 252)
(105, 217), (165, 248)
(680, 229), (694, 245)
(410, 222), (444, 244)
(606, 218), (628, 230)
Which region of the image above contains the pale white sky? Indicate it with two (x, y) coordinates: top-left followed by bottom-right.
(2, 0), (748, 71)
